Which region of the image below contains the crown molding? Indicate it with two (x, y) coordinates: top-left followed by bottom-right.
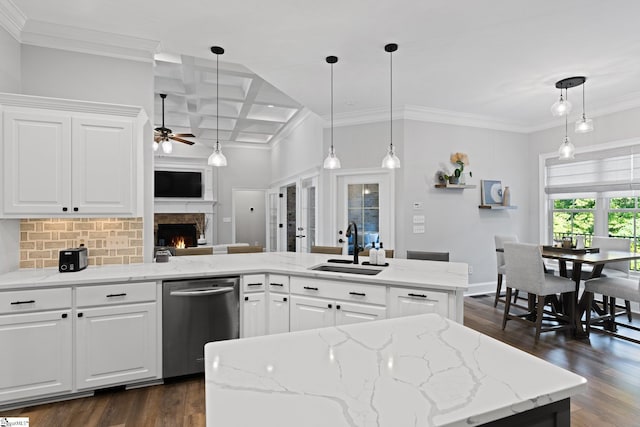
(0, 0), (25, 41)
(20, 19), (159, 63)
(0, 92), (146, 118)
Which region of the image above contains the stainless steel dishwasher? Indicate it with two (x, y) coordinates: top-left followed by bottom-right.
(162, 276), (239, 378)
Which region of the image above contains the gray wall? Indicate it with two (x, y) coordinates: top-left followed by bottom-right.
(20, 45), (155, 261)
(216, 146), (271, 244)
(234, 190), (267, 247)
(0, 26), (21, 274)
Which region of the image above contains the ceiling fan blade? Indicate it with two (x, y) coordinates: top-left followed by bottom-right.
(171, 136), (196, 145)
(172, 133), (196, 138)
(154, 135), (162, 142)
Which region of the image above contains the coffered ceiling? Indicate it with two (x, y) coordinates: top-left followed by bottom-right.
(153, 54), (301, 146)
(7, 0), (640, 135)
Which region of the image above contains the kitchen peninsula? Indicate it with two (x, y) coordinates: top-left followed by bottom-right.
(0, 252), (467, 409)
(205, 313), (586, 427)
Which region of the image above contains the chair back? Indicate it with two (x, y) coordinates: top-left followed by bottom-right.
(310, 245), (343, 255)
(503, 243), (547, 294)
(406, 251), (449, 261)
(359, 249), (395, 258)
(495, 235), (519, 271)
(591, 236), (631, 275)
(227, 245), (263, 254)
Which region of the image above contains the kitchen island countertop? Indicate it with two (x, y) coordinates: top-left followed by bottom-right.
(204, 313), (586, 427)
(0, 252), (468, 291)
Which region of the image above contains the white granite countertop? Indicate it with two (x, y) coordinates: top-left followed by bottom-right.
(204, 314), (586, 427)
(0, 252), (468, 291)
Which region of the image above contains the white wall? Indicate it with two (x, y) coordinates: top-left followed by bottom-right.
(234, 190), (267, 247)
(528, 106), (640, 241)
(270, 111), (324, 184)
(216, 146), (271, 244)
(0, 27), (21, 274)
(20, 45), (155, 261)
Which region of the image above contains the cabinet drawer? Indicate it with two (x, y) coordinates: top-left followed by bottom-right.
(243, 274), (266, 292)
(268, 274), (290, 293)
(0, 287), (71, 314)
(290, 277), (385, 305)
(76, 282), (156, 307)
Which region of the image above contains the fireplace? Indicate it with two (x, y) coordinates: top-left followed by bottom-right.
(157, 224), (198, 248)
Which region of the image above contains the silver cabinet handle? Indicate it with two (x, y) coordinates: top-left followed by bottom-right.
(170, 287), (234, 296)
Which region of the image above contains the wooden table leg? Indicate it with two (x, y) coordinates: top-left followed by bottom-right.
(570, 262), (588, 338)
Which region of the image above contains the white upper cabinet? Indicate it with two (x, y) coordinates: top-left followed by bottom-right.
(0, 93), (147, 218)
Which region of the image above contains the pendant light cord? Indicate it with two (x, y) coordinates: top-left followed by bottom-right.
(582, 82), (586, 118)
(216, 52), (220, 152)
(389, 48), (393, 151)
(330, 61), (334, 152)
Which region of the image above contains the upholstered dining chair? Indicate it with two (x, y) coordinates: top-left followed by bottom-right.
(359, 249), (395, 258)
(503, 242), (576, 343)
(227, 245), (263, 254)
(494, 235), (519, 307)
(310, 245), (343, 255)
(591, 236), (633, 322)
(406, 251), (449, 261)
(584, 276), (640, 344)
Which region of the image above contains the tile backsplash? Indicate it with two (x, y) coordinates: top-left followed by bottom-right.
(19, 218), (143, 269)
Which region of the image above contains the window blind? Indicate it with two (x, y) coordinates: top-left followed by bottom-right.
(545, 144), (640, 194)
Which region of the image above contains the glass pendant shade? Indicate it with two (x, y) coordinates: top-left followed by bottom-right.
(323, 147), (341, 169)
(381, 145), (401, 169)
(550, 94), (572, 117)
(558, 136), (575, 160)
(153, 140), (159, 152)
(161, 139), (172, 154)
(208, 144), (227, 167)
(575, 115), (594, 133)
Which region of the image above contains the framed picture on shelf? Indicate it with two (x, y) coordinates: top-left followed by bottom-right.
(481, 180), (503, 205)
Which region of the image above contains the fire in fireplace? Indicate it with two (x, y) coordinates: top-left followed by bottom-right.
(157, 224), (198, 248)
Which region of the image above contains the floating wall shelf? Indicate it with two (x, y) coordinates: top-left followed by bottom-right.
(478, 205), (517, 210)
(434, 184), (477, 189)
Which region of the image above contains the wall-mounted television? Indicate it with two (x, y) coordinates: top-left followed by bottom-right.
(154, 171), (203, 198)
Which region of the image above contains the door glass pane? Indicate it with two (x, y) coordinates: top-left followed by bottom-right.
(286, 185), (296, 252)
(307, 186), (316, 250)
(268, 193), (278, 252)
(347, 183), (379, 255)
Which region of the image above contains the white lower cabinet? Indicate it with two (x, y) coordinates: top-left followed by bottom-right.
(0, 309), (72, 403)
(388, 286), (449, 318)
(268, 293), (289, 334)
(75, 302), (157, 390)
(243, 292), (266, 338)
(290, 295), (386, 331)
(335, 301), (386, 326)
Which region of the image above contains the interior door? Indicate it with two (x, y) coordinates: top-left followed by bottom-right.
(335, 172), (393, 255)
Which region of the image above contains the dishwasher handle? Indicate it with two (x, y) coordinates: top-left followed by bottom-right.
(170, 287), (235, 297)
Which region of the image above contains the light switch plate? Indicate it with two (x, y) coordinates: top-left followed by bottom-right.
(413, 215), (425, 224)
(223, 217), (232, 223)
(413, 202), (424, 210)
(413, 225), (425, 234)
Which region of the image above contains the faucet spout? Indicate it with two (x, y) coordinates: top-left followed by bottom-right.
(346, 222), (359, 264)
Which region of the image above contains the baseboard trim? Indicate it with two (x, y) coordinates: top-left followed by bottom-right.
(465, 281), (496, 296)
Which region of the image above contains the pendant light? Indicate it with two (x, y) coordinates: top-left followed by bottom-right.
(381, 43), (400, 169)
(208, 46), (228, 167)
(575, 79), (594, 133)
(323, 55), (341, 169)
(558, 112), (575, 160)
(550, 88), (572, 117)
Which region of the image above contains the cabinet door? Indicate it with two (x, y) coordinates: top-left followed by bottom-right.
(0, 310), (72, 403)
(268, 292), (289, 335)
(71, 117), (133, 215)
(243, 292), (266, 338)
(76, 302), (157, 390)
(290, 295), (334, 332)
(335, 302), (386, 326)
(388, 287), (449, 318)
(2, 110), (71, 215)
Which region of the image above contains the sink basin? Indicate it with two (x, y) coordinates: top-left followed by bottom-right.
(310, 264), (382, 275)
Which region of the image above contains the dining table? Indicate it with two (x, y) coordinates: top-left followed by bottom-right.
(498, 246), (640, 338)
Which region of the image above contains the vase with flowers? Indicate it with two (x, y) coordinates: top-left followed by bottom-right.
(442, 152), (472, 185)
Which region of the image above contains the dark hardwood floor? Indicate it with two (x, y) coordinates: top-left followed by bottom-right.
(3, 295), (639, 426)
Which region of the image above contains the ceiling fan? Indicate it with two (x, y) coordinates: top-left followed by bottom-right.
(154, 93), (195, 153)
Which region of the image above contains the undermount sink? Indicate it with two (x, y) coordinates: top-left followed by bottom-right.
(310, 264), (382, 275)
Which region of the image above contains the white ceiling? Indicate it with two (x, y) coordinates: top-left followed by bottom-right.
(10, 0), (640, 133)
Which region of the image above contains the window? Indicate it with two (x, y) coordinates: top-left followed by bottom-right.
(608, 196), (639, 270)
(551, 198), (595, 245)
(347, 183), (379, 255)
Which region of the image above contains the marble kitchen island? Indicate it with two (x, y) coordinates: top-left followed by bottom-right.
(205, 313), (586, 427)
